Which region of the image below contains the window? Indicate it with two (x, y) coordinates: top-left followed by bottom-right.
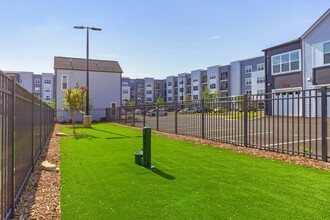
(245, 65), (252, 74)
(34, 78), (40, 84)
(146, 90), (152, 94)
(34, 87), (40, 93)
(193, 78), (198, 82)
(245, 78), (251, 85)
(146, 83), (152, 87)
(246, 90), (251, 95)
(123, 90), (129, 94)
(209, 75), (216, 79)
(61, 75), (68, 90)
(193, 86), (198, 91)
(271, 50), (301, 74)
(257, 89), (265, 94)
(20, 78), (23, 83)
(146, 98), (152, 102)
(179, 88), (184, 92)
(257, 76), (265, 84)
(44, 79), (51, 84)
(324, 42), (330, 64)
(257, 63), (264, 71)
(168, 97), (172, 101)
(179, 80), (183, 84)
(122, 82), (129, 86)
(44, 96), (51, 100)
(168, 89), (172, 94)
(179, 96), (183, 101)
(168, 82), (172, 86)
(44, 88), (51, 93)
(210, 84), (216, 89)
(193, 95), (198, 100)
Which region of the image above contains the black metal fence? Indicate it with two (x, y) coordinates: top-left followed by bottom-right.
(112, 87), (330, 162)
(0, 71), (54, 220)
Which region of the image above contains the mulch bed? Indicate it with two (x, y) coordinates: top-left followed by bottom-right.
(12, 122), (330, 219)
(13, 124), (61, 220)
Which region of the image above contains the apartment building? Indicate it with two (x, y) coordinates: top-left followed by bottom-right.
(190, 69), (205, 100)
(4, 71), (56, 103)
(166, 76), (177, 103)
(54, 56), (123, 122)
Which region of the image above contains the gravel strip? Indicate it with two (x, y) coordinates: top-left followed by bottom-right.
(13, 124), (61, 220)
(116, 123), (330, 171)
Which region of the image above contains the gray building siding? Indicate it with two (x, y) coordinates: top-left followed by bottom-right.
(264, 40), (302, 93)
(240, 57), (264, 94)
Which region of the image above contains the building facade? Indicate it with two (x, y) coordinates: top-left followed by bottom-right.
(54, 56), (123, 122)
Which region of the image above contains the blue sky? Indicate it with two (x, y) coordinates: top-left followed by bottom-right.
(0, 1), (329, 79)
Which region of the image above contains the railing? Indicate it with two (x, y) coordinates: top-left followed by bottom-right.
(0, 70), (55, 220)
(111, 88), (330, 162)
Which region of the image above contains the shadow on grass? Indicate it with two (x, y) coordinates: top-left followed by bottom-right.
(73, 134), (100, 140)
(151, 167), (175, 180)
(106, 135), (143, 140)
(91, 128), (131, 137)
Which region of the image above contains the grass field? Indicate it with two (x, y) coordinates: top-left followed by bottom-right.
(60, 123), (330, 219)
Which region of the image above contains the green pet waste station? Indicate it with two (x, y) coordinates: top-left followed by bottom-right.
(135, 127), (153, 168)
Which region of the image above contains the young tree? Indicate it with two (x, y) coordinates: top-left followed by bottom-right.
(202, 86), (211, 99)
(63, 82), (87, 135)
(156, 96), (164, 105)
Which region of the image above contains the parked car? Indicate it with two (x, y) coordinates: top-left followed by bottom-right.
(146, 109), (168, 117)
(135, 109), (142, 115)
(185, 107), (199, 114)
(178, 108), (189, 114)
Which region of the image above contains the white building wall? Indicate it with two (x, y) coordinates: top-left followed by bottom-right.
(144, 78), (154, 103)
(41, 73), (54, 102)
(251, 70), (265, 95)
(191, 70), (203, 100)
(302, 12), (330, 116)
(229, 61), (241, 96)
(19, 72), (33, 92)
(122, 85), (130, 102)
(56, 69), (121, 122)
(207, 65), (220, 94)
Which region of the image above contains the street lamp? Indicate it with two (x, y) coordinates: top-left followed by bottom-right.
(74, 26), (102, 127)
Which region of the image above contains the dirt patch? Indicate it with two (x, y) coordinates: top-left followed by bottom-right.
(116, 123), (330, 171)
(13, 124), (61, 220)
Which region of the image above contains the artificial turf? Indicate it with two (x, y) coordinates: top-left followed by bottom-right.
(60, 123), (330, 219)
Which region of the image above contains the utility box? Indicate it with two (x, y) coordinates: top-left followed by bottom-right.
(143, 127), (151, 168)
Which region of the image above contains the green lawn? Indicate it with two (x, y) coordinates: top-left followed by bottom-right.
(60, 123), (330, 220)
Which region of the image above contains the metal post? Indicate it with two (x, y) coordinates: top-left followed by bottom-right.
(86, 28), (90, 115)
(143, 127), (152, 168)
(132, 107), (135, 127)
(175, 101), (178, 134)
(156, 105), (159, 131)
(143, 105), (146, 127)
(321, 87), (328, 161)
(10, 76), (16, 218)
(31, 95), (34, 167)
(243, 94), (248, 147)
(201, 98), (205, 139)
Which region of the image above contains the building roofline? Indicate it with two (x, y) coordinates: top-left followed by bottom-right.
(301, 8), (330, 39)
(262, 39), (301, 52)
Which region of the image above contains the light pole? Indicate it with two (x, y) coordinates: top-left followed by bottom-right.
(74, 26), (101, 127)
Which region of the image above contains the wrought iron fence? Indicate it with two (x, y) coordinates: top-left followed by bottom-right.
(0, 71), (54, 220)
(111, 87), (329, 162)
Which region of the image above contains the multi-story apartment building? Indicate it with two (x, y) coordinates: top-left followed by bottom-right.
(190, 69), (205, 100)
(166, 76), (177, 103)
(177, 73), (190, 101)
(4, 71), (56, 103)
(121, 77), (130, 104)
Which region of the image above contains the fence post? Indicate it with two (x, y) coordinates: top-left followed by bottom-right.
(243, 94), (248, 147)
(156, 104), (159, 131)
(321, 87), (328, 161)
(201, 98), (205, 139)
(31, 95), (34, 168)
(175, 101), (178, 134)
(132, 107), (136, 127)
(40, 98), (42, 149)
(10, 76), (16, 218)
(143, 105), (146, 127)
